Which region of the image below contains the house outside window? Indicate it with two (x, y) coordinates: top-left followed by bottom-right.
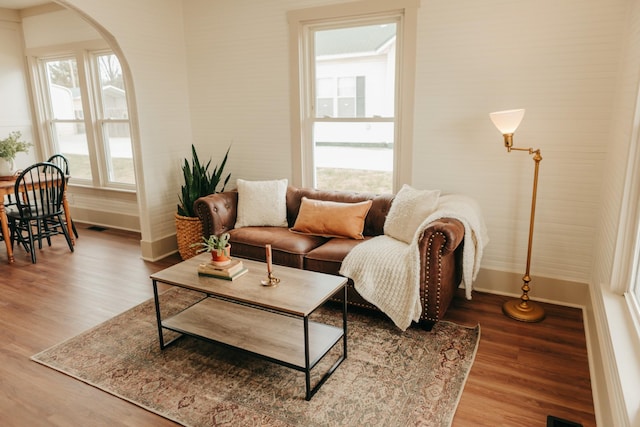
(36, 50), (135, 189)
(288, 1), (419, 194)
(316, 75), (366, 118)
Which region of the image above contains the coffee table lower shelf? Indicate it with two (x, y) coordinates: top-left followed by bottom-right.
(159, 296), (345, 400)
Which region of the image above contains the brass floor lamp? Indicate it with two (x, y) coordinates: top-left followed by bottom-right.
(489, 109), (545, 322)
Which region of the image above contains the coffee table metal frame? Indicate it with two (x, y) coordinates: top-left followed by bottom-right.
(150, 256), (347, 401)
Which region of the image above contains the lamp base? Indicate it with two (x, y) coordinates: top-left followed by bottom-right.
(502, 299), (545, 322)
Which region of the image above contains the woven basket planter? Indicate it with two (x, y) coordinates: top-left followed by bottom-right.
(175, 213), (203, 260)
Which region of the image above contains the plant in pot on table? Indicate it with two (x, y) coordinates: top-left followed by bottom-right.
(175, 144), (231, 260)
(0, 131), (32, 177)
(192, 232), (232, 266)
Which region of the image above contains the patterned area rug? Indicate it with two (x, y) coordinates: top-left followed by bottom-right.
(32, 288), (480, 427)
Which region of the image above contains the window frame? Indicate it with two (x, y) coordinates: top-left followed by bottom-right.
(28, 43), (135, 191)
(625, 183), (640, 335)
(612, 88), (640, 337)
(288, 0), (419, 191)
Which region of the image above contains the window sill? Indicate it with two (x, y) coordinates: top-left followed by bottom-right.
(68, 182), (137, 195)
(599, 287), (640, 426)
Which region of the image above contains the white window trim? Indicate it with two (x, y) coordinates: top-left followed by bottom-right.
(287, 0), (419, 191)
(595, 70), (640, 426)
(26, 41), (135, 191)
(611, 82), (640, 328)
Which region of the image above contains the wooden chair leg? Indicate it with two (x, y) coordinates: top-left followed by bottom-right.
(58, 214), (74, 253)
(26, 221), (36, 264)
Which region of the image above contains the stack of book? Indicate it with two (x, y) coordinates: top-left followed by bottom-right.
(197, 258), (248, 280)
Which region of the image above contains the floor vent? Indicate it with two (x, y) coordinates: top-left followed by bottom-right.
(547, 415), (583, 427)
(87, 226), (108, 232)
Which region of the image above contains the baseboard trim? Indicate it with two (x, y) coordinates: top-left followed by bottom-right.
(140, 233), (178, 262)
(473, 268), (589, 308)
(71, 206), (140, 232)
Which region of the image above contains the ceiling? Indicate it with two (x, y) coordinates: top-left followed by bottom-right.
(0, 0), (51, 9)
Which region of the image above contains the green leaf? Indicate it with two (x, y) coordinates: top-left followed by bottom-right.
(177, 144), (232, 217)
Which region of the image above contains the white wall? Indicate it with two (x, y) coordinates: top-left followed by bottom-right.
(589, 0), (640, 424)
(0, 9), (37, 169)
(19, 8), (144, 232)
(413, 0), (625, 284)
(59, 0), (193, 259)
(7, 0), (639, 422)
(22, 7), (99, 47)
(182, 0), (627, 287)
(183, 0), (302, 181)
(30, 0), (628, 284)
(180, 3), (633, 422)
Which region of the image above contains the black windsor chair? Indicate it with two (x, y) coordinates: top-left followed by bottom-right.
(7, 162), (74, 263)
(46, 154), (78, 238)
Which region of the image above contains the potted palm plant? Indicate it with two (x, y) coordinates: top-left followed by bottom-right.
(175, 144), (231, 260)
(0, 131), (32, 177)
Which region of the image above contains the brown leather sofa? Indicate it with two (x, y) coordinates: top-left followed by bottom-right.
(194, 186), (465, 329)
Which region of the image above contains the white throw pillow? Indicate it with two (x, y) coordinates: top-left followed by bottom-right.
(384, 184), (441, 244)
(235, 178), (288, 228)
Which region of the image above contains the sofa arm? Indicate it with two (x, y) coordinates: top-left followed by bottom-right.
(417, 218), (465, 325)
(418, 218), (465, 255)
(194, 191), (238, 238)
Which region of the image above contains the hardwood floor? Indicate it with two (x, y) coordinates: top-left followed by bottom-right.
(0, 225), (596, 427)
(447, 291), (595, 427)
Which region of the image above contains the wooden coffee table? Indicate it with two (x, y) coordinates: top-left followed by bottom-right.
(150, 254), (347, 400)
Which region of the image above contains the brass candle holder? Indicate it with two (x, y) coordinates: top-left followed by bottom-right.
(261, 272), (280, 287)
(261, 243), (280, 286)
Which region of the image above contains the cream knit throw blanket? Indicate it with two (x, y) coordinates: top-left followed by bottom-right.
(339, 194), (489, 331)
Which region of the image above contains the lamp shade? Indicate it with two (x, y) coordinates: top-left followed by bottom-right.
(489, 109), (525, 134)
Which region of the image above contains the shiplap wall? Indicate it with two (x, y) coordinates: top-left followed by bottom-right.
(10, 1), (640, 420)
(182, 0), (628, 286)
(588, 0), (640, 424)
(50, 0), (193, 259)
(18, 9), (145, 232)
(596, 1), (640, 295)
(15, 0), (630, 280)
(413, 0), (625, 284)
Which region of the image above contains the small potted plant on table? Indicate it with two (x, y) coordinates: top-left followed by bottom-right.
(192, 232), (232, 266)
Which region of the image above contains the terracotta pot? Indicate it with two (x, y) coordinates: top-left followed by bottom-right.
(211, 244), (231, 266)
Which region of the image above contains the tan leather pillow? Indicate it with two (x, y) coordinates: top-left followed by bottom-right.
(290, 197), (373, 239)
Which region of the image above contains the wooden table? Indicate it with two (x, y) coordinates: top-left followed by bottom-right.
(150, 254), (348, 400)
(0, 175), (75, 263)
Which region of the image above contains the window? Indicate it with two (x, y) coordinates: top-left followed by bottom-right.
(289, 0), (419, 194)
(36, 50), (135, 188)
(317, 76), (366, 118)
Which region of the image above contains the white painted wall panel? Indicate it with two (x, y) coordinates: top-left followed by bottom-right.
(34, 0), (628, 280)
(589, 0), (640, 424)
(413, 0), (625, 282)
(22, 9), (99, 47)
(184, 0), (627, 283)
(0, 19), (37, 170)
(59, 0), (192, 252)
